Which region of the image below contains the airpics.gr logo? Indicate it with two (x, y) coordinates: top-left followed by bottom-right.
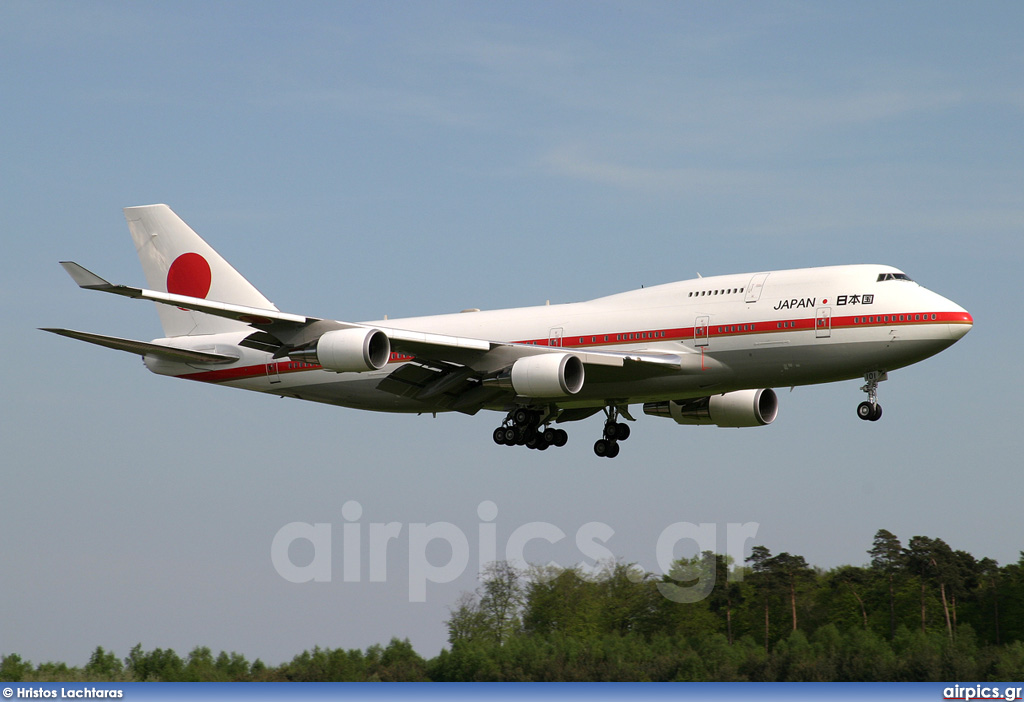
(943, 684), (1023, 700)
(270, 500), (760, 603)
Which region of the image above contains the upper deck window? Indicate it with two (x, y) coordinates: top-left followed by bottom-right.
(877, 272), (913, 282)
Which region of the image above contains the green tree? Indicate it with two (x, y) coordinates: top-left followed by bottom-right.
(85, 646), (122, 679)
(0, 653), (32, 682)
(949, 549), (979, 635)
(977, 557), (1002, 645)
(478, 561), (525, 645)
(656, 554), (722, 640)
(905, 536), (957, 640)
(595, 562), (660, 636)
(769, 552), (814, 632)
(997, 554), (1024, 643)
(830, 565), (870, 630)
(446, 592), (490, 645)
(374, 638), (428, 681)
(904, 537), (936, 636)
(184, 646), (218, 681)
(124, 644), (184, 681)
(746, 545), (775, 652)
(706, 554), (743, 644)
(869, 529), (904, 641)
(522, 566), (602, 640)
(446, 561), (525, 646)
(214, 651), (251, 681)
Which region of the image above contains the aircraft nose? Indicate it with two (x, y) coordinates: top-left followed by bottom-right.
(949, 311), (973, 340)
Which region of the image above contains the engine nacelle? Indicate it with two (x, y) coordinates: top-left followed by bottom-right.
(643, 388), (778, 428)
(490, 352), (585, 397)
(290, 328), (391, 372)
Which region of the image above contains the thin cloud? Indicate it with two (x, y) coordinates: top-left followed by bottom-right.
(540, 146), (765, 194)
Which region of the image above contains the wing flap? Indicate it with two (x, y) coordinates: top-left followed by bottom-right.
(382, 326), (493, 353)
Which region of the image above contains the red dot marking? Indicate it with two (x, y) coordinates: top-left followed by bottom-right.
(167, 253), (212, 299)
(822, 299), (828, 304)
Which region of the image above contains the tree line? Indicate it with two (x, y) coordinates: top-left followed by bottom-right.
(4, 530), (1024, 682)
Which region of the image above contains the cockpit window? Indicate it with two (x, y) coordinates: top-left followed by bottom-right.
(877, 272), (913, 282)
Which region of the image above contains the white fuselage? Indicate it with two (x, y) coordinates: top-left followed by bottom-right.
(146, 264), (972, 414)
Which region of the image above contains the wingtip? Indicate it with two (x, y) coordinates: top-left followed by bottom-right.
(59, 261), (112, 289)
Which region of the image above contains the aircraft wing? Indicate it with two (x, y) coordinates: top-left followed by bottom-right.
(58, 262), (698, 412)
(60, 262), (311, 328)
(40, 328), (239, 363)
(372, 346), (694, 415)
(378, 325), (691, 371)
(59, 260), (692, 369)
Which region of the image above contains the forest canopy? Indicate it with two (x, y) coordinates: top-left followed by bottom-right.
(4, 530), (1024, 682)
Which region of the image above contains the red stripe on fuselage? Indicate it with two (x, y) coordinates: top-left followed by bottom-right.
(175, 311), (972, 384)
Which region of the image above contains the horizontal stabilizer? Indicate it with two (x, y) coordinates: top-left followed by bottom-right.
(41, 328), (238, 363)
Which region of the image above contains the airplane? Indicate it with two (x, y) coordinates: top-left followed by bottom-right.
(44, 204), (973, 458)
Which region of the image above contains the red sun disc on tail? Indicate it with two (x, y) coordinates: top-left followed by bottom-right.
(167, 253), (212, 299)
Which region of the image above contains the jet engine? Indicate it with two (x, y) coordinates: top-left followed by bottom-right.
(489, 352), (585, 397)
(643, 388), (778, 427)
(290, 328), (391, 372)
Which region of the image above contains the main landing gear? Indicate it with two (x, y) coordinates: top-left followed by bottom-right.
(594, 406), (632, 458)
(857, 371), (887, 422)
(492, 404), (635, 457)
(492, 407), (568, 451)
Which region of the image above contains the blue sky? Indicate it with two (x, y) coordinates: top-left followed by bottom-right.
(2, 1), (1022, 666)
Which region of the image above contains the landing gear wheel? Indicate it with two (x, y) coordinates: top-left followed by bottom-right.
(553, 429), (568, 447)
(513, 408), (535, 427)
(594, 439), (619, 458)
(857, 401), (883, 421)
(494, 407), (569, 450)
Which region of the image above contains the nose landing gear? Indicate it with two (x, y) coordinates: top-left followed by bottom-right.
(857, 371), (887, 422)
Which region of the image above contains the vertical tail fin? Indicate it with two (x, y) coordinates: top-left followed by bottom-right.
(124, 204), (277, 338)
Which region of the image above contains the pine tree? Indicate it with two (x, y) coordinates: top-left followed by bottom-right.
(746, 545), (775, 653)
(869, 529), (904, 641)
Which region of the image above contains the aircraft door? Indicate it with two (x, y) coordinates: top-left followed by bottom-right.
(695, 316), (710, 347)
(745, 273), (769, 303)
(549, 327), (563, 347)
(815, 307), (832, 338)
(267, 361), (281, 383)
